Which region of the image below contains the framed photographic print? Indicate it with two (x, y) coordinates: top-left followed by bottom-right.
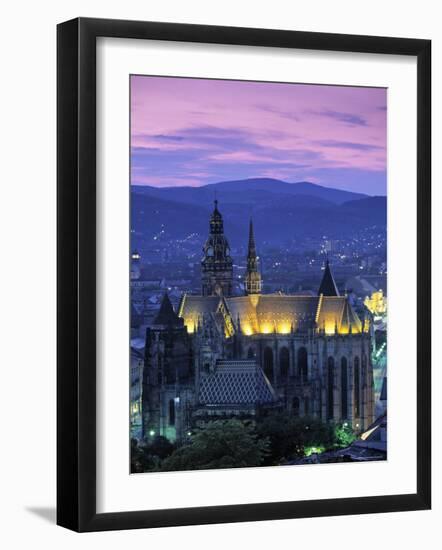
(57, 17), (431, 532)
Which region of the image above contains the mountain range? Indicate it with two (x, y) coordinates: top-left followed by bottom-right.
(131, 178), (386, 248)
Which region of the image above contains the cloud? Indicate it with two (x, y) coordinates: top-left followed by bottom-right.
(314, 109), (368, 127)
(152, 134), (184, 141)
(314, 140), (383, 151)
(255, 104), (301, 122)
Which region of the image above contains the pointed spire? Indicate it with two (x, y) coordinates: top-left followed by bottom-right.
(153, 293), (183, 327)
(245, 217), (262, 295)
(318, 259), (339, 296)
(208, 197), (223, 233)
(248, 218), (256, 256)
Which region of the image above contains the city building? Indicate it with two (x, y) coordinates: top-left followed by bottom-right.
(130, 338), (145, 439)
(364, 289), (388, 320)
(140, 201), (375, 443)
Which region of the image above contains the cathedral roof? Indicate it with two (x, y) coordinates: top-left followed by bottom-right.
(179, 293), (362, 335)
(178, 294), (222, 331)
(318, 260), (340, 296)
(198, 360), (277, 406)
(153, 293), (183, 327)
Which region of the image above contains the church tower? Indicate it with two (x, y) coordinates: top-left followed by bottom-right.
(245, 218), (262, 295)
(201, 200), (233, 296)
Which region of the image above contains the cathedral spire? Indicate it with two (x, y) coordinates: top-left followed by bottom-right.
(318, 258), (339, 297)
(248, 218), (256, 257)
(201, 199), (233, 296)
(245, 218), (262, 295)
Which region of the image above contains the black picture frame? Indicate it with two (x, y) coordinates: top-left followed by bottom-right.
(57, 17), (431, 532)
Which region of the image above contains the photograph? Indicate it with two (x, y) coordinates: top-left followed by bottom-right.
(129, 75), (388, 473)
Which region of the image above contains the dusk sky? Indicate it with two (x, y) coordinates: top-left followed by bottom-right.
(131, 76), (387, 196)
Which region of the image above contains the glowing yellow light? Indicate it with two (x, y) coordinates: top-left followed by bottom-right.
(260, 323), (273, 334)
(185, 319), (195, 333)
(360, 426), (377, 441)
(277, 323), (291, 334)
(364, 289), (387, 316)
(242, 324), (254, 336)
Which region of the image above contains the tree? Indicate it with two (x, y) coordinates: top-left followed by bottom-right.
(130, 436), (175, 473)
(334, 423), (356, 447)
(130, 438), (156, 473)
(161, 419), (269, 472)
(148, 435), (176, 459)
(256, 414), (336, 464)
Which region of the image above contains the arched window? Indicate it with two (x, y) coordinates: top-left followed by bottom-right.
(279, 347), (289, 379)
(263, 347), (274, 383)
(304, 397), (310, 416)
(247, 347), (255, 359)
(341, 357), (348, 420)
(293, 397), (300, 417)
(298, 347), (308, 382)
(168, 399), (175, 426)
(327, 357), (335, 420)
(354, 357), (360, 417)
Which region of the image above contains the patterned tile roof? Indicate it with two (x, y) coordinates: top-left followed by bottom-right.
(198, 360), (277, 406)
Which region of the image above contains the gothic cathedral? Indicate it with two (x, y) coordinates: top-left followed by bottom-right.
(142, 201), (375, 443)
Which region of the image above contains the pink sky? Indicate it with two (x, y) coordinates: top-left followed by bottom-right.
(131, 76), (386, 195)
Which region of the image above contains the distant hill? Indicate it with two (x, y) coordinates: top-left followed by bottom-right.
(130, 179), (386, 250)
(132, 177), (368, 206)
(209, 178), (367, 204)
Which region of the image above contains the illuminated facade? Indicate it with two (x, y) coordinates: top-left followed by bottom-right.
(364, 289), (387, 319)
(142, 202), (375, 442)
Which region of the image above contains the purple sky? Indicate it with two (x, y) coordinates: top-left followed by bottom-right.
(131, 76), (386, 195)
